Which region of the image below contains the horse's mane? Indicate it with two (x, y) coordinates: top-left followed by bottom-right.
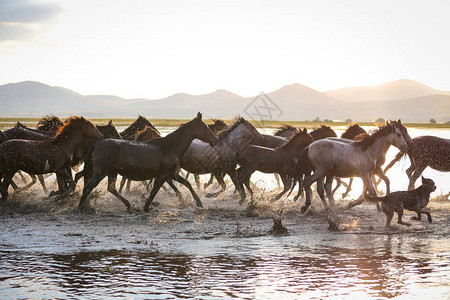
(353, 124), (394, 150)
(216, 117), (247, 142)
(276, 129), (310, 149)
(36, 115), (64, 133)
(50, 116), (86, 142)
(341, 124), (367, 140)
(274, 124), (298, 136)
(210, 118), (227, 127)
(310, 125), (336, 139)
(15, 121), (27, 128)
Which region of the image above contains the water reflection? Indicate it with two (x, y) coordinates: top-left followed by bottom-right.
(1, 242), (447, 299)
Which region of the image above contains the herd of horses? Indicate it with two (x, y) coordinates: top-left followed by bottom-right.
(0, 113), (448, 216)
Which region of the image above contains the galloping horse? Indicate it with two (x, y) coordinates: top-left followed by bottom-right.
(120, 115), (160, 140)
(294, 122), (409, 213)
(96, 120), (122, 139)
(180, 117), (263, 200)
(0, 117), (103, 202)
(383, 135), (450, 190)
(79, 112), (218, 212)
(237, 128), (314, 203)
(36, 115), (64, 134)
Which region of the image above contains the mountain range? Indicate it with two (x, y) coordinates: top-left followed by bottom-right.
(0, 79), (449, 122)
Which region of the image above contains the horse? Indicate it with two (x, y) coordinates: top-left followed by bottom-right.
(1, 120), (59, 193)
(180, 117), (263, 200)
(78, 112), (217, 212)
(237, 128), (314, 203)
(0, 117), (103, 202)
(120, 115), (160, 140)
(294, 122), (409, 213)
(383, 135), (450, 190)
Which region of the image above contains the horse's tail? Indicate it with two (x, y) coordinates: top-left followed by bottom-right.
(287, 147), (311, 197)
(81, 144), (96, 185)
(364, 194), (388, 203)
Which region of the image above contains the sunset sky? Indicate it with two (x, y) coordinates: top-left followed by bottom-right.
(0, 0), (449, 99)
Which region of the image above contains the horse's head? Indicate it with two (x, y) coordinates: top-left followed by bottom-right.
(208, 119), (229, 134)
(79, 117), (104, 142)
(387, 123), (408, 153)
(192, 112), (218, 146)
(97, 120), (122, 139)
(231, 118), (264, 147)
(135, 125), (161, 141)
(342, 124), (367, 140)
(391, 119), (414, 152)
(291, 128), (314, 148)
(310, 125), (337, 140)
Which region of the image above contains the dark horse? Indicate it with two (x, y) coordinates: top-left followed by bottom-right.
(383, 135), (450, 190)
(0, 117), (103, 202)
(120, 115), (160, 140)
(79, 112), (218, 212)
(237, 128), (315, 203)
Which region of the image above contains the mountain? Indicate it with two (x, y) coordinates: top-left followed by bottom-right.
(325, 79), (447, 102)
(0, 80), (449, 122)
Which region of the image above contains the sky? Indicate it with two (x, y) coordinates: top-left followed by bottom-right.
(0, 0), (449, 99)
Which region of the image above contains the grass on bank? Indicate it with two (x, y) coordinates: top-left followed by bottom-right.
(0, 117), (449, 129)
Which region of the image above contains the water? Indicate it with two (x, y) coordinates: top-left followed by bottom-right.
(0, 126), (449, 299)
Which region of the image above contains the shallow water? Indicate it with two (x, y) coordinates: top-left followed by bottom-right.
(0, 126), (449, 299)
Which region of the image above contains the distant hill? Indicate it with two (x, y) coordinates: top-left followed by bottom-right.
(325, 79), (448, 102)
(0, 80), (449, 122)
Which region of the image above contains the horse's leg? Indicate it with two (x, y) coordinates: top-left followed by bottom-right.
(38, 175), (48, 194)
(173, 173), (203, 208)
(227, 169), (245, 205)
(316, 178), (328, 208)
(396, 207), (411, 226)
(74, 170), (84, 185)
(205, 172), (226, 198)
(293, 174), (307, 202)
(408, 165), (426, 191)
(374, 168), (390, 195)
(324, 175), (334, 207)
(203, 174), (214, 189)
(118, 176), (126, 193)
(79, 171), (107, 211)
(0, 173), (14, 201)
(301, 171), (327, 213)
(144, 177), (169, 212)
(236, 167), (252, 205)
(16, 174), (37, 191)
(107, 173), (132, 211)
(126, 179), (132, 192)
(274, 173), (281, 188)
(331, 177), (341, 196)
(194, 174), (201, 190)
(56, 170), (76, 199)
(342, 178), (353, 199)
(166, 179), (184, 201)
(10, 180), (18, 191)
(274, 175), (292, 200)
(18, 170), (27, 184)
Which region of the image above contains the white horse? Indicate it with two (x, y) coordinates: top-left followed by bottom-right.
(295, 122), (409, 213)
(180, 117), (263, 199)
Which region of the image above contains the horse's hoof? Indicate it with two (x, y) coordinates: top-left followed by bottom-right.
(239, 198), (245, 206)
(300, 206), (308, 214)
(196, 201), (204, 208)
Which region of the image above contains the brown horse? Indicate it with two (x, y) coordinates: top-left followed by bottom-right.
(383, 135), (450, 190)
(79, 113), (217, 212)
(36, 115), (64, 134)
(237, 128), (314, 203)
(96, 120), (122, 139)
(0, 117), (103, 202)
(120, 115), (160, 140)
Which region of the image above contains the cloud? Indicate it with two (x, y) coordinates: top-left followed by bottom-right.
(0, 0), (61, 42)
